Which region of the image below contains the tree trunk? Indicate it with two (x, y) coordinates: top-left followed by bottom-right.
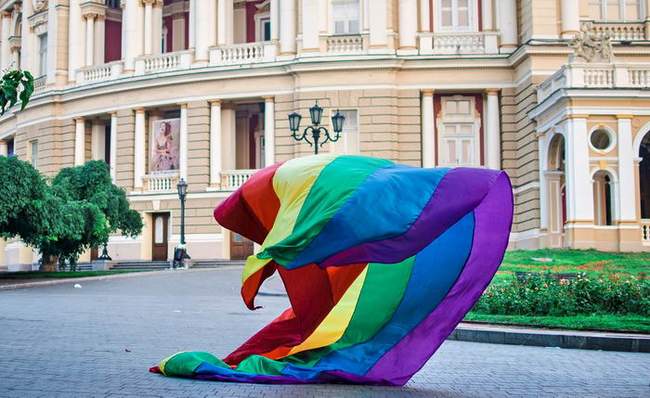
(39, 254), (58, 272)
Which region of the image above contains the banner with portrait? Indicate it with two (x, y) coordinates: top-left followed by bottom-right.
(150, 118), (180, 172)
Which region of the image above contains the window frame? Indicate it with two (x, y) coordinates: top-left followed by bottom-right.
(330, 0), (361, 35)
(588, 0), (642, 21)
(38, 33), (48, 78)
(436, 95), (482, 167)
(436, 0), (478, 33)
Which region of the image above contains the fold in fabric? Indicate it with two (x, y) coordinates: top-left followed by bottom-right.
(150, 155), (513, 386)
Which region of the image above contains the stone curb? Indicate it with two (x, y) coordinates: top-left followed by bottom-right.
(0, 267), (237, 291)
(450, 322), (650, 353)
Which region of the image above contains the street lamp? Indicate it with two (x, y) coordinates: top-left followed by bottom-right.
(98, 242), (112, 261)
(173, 178), (190, 269)
(288, 101), (345, 155)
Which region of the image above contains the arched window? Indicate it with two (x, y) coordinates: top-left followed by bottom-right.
(593, 170), (614, 226)
(639, 132), (650, 219)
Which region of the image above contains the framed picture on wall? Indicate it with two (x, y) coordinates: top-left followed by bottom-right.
(150, 118), (180, 173)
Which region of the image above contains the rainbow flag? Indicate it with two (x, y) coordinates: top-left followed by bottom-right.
(151, 155), (513, 386)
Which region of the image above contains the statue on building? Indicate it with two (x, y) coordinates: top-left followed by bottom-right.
(569, 22), (614, 63)
(32, 0), (48, 13)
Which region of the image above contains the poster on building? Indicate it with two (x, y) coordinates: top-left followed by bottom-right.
(150, 118), (180, 172)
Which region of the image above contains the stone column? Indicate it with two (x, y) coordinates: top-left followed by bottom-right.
(1, 12), (11, 70)
(419, 0), (430, 33)
(188, 0), (195, 49)
(179, 103), (188, 180)
(564, 116), (593, 223)
(74, 118), (86, 166)
(0, 140), (8, 156)
(301, 0), (319, 52)
(270, 0), (279, 42)
(143, 0), (154, 55)
(421, 89), (435, 168)
(498, 0), (517, 52)
(85, 14), (96, 66)
(91, 121), (106, 161)
(195, 0), (217, 62)
(264, 96), (275, 167)
(279, 0), (296, 54)
(134, 108), (146, 189)
(221, 107), (236, 170)
(21, 0), (33, 72)
(369, 0), (388, 49)
(152, 1), (162, 54)
(399, 0), (417, 50)
(68, 0), (83, 81)
(210, 100), (222, 187)
(123, 0), (144, 72)
(95, 15), (106, 63)
(482, 0), (494, 30)
(485, 89), (501, 170)
(617, 115), (636, 222)
(110, 112), (117, 182)
(561, 0), (580, 39)
(217, 0), (234, 46)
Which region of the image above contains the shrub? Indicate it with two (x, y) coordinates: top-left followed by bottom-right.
(473, 272), (649, 316)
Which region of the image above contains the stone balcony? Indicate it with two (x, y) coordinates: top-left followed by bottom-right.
(418, 31), (499, 55)
(220, 169), (257, 191)
(135, 50), (194, 75)
(587, 21), (647, 41)
(142, 172), (179, 193)
(76, 60), (123, 84)
(537, 62), (650, 103)
(209, 41), (277, 65)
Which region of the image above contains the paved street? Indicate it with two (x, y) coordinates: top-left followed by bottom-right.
(0, 268), (648, 398)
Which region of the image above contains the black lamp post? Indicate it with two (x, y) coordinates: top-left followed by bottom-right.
(98, 242), (112, 261)
(288, 101), (345, 154)
(174, 178), (190, 268)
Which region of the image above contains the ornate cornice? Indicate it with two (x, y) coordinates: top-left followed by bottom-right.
(80, 0), (106, 18)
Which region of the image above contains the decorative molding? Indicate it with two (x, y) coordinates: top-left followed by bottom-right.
(32, 0), (48, 13)
(80, 0), (106, 18)
(28, 10), (48, 32)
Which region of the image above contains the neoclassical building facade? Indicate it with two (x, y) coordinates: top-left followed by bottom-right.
(0, 0), (649, 269)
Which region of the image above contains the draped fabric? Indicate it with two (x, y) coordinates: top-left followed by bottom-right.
(150, 155), (513, 386)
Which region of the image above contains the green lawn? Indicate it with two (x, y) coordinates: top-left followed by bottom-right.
(0, 270), (147, 280)
(465, 249), (650, 333)
(465, 313), (650, 334)
(499, 249), (649, 276)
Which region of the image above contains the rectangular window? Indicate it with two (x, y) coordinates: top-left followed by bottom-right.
(438, 0), (475, 31)
(30, 141), (38, 168)
(333, 109), (359, 155)
(438, 96), (480, 167)
(588, 0), (640, 20)
(38, 33), (47, 77)
(332, 0), (360, 34)
(7, 137), (14, 157)
(262, 18), (271, 41)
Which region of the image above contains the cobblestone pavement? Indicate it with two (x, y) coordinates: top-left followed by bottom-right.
(0, 268), (648, 398)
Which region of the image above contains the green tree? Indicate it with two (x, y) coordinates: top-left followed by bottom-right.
(1, 69), (34, 115)
(44, 161), (143, 270)
(0, 159), (143, 271)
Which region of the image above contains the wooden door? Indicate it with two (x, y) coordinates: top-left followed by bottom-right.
(230, 232), (253, 260)
(90, 246), (99, 261)
(151, 213), (169, 261)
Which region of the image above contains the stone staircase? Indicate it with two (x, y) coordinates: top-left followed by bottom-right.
(110, 259), (245, 271)
(190, 259), (245, 269)
(110, 261), (171, 271)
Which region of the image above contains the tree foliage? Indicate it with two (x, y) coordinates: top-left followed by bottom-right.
(1, 70), (34, 115)
(0, 159), (143, 270)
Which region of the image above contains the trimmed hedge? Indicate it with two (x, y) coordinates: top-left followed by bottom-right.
(474, 272), (649, 316)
